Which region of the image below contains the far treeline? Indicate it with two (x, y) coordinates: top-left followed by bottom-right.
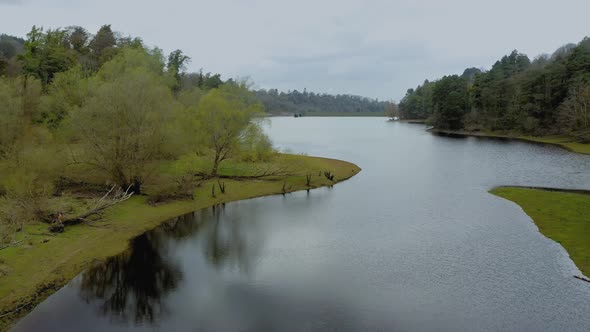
(0, 24), (277, 245)
(398, 37), (590, 140)
(256, 89), (391, 116)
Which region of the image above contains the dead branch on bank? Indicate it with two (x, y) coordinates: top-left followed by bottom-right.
(0, 240), (23, 252)
(49, 185), (134, 232)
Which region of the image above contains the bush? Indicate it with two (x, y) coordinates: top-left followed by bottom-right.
(146, 173), (196, 206)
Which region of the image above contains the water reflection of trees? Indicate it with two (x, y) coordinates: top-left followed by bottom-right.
(79, 230), (182, 325)
(78, 204), (263, 325)
(202, 205), (261, 273)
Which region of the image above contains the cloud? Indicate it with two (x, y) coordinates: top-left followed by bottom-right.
(0, 0), (25, 4)
(1, 0), (589, 99)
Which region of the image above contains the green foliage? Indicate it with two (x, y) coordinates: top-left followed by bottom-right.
(167, 49), (190, 94)
(0, 24), (271, 252)
(239, 122), (274, 162)
(0, 78), (24, 159)
(181, 70), (224, 91)
(191, 81), (267, 175)
(38, 66), (88, 127)
(19, 26), (77, 87)
(0, 34), (25, 59)
(68, 50), (179, 193)
(431, 75), (469, 130)
(401, 38), (590, 137)
(88, 24), (117, 69)
(398, 80), (435, 120)
(257, 88), (388, 115)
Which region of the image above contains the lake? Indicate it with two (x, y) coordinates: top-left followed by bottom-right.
(13, 117), (590, 331)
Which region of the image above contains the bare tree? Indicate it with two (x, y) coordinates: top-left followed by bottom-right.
(559, 83), (590, 133)
(385, 102), (399, 119)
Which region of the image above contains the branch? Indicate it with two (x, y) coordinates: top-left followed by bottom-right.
(51, 186), (134, 232)
(219, 164), (298, 180)
(0, 240), (23, 251)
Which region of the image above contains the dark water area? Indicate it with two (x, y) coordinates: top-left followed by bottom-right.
(13, 118), (590, 331)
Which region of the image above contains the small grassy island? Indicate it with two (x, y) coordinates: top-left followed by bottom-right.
(491, 187), (590, 278)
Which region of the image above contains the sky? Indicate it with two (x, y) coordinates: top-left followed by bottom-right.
(1, 0), (589, 100)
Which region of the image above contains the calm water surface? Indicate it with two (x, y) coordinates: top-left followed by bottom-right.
(14, 118), (590, 331)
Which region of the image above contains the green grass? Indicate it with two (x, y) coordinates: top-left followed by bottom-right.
(0, 154), (361, 331)
(491, 187), (590, 277)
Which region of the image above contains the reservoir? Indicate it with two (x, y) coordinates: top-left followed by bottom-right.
(13, 118), (590, 331)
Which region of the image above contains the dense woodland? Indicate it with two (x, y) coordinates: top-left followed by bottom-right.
(399, 38), (590, 139)
(256, 89), (389, 115)
(0, 25), (276, 247)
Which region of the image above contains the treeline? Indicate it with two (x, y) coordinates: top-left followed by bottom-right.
(256, 89), (390, 115)
(0, 25), (226, 92)
(399, 37), (590, 138)
(0, 25), (272, 245)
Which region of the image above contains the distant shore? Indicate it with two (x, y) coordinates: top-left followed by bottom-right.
(428, 129), (590, 155)
(267, 112), (386, 117)
(397, 119), (426, 124)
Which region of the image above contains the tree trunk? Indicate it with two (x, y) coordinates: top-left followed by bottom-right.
(131, 177), (142, 195)
(211, 161), (219, 177)
(211, 151), (220, 177)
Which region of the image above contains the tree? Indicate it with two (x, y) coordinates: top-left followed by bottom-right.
(431, 75), (469, 130)
(39, 66), (88, 127)
(89, 24), (117, 68)
(65, 26), (90, 53)
(19, 26), (76, 88)
(0, 78), (24, 160)
(385, 102), (399, 119)
(193, 82), (265, 176)
(69, 49), (177, 194)
(559, 83), (590, 133)
(167, 49), (190, 94)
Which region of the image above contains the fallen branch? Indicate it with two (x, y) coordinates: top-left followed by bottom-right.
(0, 240), (23, 251)
(0, 303), (29, 318)
(574, 275), (590, 283)
(49, 186), (134, 232)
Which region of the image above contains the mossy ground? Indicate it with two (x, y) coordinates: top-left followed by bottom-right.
(0, 154), (361, 331)
(491, 187), (590, 277)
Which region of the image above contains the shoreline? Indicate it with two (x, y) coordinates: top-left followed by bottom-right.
(491, 186), (590, 279)
(0, 155), (361, 331)
(493, 186), (590, 196)
(428, 128), (590, 155)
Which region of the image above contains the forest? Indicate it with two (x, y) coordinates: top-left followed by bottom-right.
(256, 88), (390, 115)
(0, 24), (281, 248)
(398, 38), (590, 140)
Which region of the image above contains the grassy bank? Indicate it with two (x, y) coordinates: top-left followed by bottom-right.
(429, 129), (590, 155)
(0, 154), (361, 331)
(491, 187), (590, 277)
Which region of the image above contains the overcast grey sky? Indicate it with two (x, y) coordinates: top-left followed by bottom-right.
(1, 0), (588, 100)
